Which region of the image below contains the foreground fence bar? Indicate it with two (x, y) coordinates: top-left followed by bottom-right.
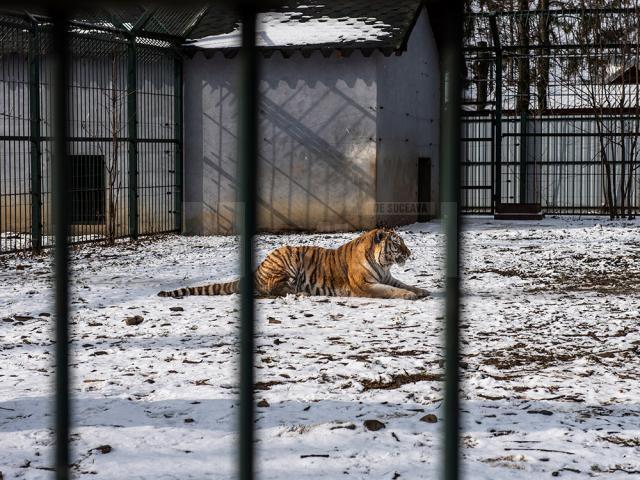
(52, 11), (71, 480)
(237, 3), (258, 480)
(440, 1), (463, 480)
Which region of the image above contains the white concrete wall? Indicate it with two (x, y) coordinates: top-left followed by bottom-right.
(183, 51), (379, 234)
(183, 9), (441, 234)
(375, 7), (441, 225)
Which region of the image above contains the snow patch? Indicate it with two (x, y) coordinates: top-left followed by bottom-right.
(186, 13), (392, 49)
(0, 217), (639, 479)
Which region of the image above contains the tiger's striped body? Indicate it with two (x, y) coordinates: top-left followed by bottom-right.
(158, 228), (428, 300)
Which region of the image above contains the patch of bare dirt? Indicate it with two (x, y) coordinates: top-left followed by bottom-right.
(360, 372), (443, 391)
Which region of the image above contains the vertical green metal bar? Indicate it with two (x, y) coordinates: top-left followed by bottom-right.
(490, 112), (495, 214)
(238, 3), (258, 480)
(440, 2), (463, 480)
(127, 36), (138, 239)
(51, 11), (70, 480)
(174, 55), (183, 232)
(519, 111), (528, 203)
(29, 21), (42, 252)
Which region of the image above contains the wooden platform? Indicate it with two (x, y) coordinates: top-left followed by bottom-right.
(494, 203), (544, 220)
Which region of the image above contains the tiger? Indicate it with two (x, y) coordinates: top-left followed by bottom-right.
(158, 228), (428, 300)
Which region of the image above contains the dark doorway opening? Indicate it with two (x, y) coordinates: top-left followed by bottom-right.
(70, 155), (106, 225)
(418, 157), (431, 222)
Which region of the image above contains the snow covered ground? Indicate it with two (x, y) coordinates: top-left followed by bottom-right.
(0, 217), (639, 479)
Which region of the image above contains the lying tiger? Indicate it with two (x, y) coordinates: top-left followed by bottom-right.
(158, 228), (428, 300)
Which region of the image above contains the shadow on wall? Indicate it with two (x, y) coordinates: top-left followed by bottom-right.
(185, 53), (379, 234)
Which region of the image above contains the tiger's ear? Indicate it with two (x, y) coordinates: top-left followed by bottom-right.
(374, 230), (385, 244)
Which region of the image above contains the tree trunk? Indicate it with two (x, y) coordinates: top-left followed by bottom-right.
(536, 0), (550, 112)
(475, 42), (489, 111)
(516, 0), (531, 115)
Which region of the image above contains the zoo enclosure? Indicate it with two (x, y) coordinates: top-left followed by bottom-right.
(37, 3), (464, 480)
(462, 7), (640, 217)
(0, 10), (183, 253)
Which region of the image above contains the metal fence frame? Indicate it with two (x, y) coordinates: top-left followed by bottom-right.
(462, 8), (640, 217)
(6, 2), (463, 480)
(463, 112), (640, 215)
(0, 12), (183, 253)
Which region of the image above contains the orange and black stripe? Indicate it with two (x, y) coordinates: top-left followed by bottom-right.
(158, 280), (240, 297)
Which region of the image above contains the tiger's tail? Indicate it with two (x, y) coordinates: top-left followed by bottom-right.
(158, 280), (240, 297)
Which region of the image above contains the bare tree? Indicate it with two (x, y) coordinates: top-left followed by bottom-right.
(106, 53), (123, 243)
(80, 53), (127, 243)
(602, 8), (635, 217)
(516, 0), (531, 114)
(565, 4), (640, 218)
(536, 0), (550, 112)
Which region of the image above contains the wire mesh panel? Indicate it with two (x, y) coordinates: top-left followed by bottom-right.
(461, 47), (496, 214)
(67, 33), (130, 244)
(461, 115), (493, 213)
(0, 14), (181, 253)
(499, 117), (522, 205)
(463, 7), (640, 217)
(137, 43), (179, 236)
(0, 16), (33, 252)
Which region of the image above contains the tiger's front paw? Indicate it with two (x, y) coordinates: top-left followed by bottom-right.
(403, 289), (428, 300)
(400, 290), (420, 300)
(414, 289), (429, 299)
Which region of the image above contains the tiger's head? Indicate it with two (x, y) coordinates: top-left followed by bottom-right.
(371, 228), (412, 268)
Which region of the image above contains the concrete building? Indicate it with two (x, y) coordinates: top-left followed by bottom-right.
(182, 0), (441, 234)
(0, 1), (441, 252)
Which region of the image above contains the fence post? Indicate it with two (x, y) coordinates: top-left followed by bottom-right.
(51, 11), (71, 480)
(174, 55), (183, 232)
(440, 2), (463, 480)
(127, 36), (138, 239)
(29, 21), (42, 252)
(519, 111), (528, 203)
(237, 3), (258, 480)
